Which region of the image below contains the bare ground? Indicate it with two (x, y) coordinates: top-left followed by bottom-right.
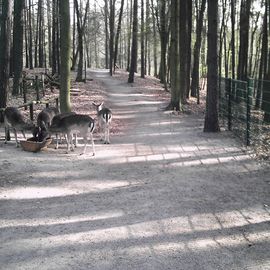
(0, 69), (270, 270)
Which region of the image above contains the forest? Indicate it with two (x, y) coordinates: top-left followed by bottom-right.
(0, 0), (269, 142)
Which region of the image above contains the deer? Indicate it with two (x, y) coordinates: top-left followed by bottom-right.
(49, 113), (95, 155)
(49, 112), (77, 149)
(92, 102), (112, 144)
(3, 107), (34, 147)
(32, 107), (59, 142)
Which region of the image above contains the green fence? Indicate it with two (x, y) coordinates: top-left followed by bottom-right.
(219, 77), (270, 158)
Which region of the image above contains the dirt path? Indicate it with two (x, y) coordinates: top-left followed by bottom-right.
(0, 70), (270, 270)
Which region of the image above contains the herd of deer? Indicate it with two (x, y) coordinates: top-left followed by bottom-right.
(0, 103), (113, 155)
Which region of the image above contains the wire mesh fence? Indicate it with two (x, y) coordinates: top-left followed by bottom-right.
(219, 77), (270, 159)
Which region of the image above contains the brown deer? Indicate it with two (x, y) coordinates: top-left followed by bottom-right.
(49, 113), (95, 155)
(4, 107), (34, 147)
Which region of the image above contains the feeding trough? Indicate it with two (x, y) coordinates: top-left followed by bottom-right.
(20, 137), (52, 153)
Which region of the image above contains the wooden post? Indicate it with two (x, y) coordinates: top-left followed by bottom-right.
(55, 97), (59, 109)
(29, 103), (34, 121)
(35, 75), (40, 101)
(23, 79), (27, 110)
(41, 74), (45, 96)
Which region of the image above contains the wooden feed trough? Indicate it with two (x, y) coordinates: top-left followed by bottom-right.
(20, 137), (52, 153)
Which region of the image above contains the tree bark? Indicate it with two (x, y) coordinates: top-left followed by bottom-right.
(0, 0), (11, 108)
(114, 0), (125, 71)
(128, 0), (138, 83)
(204, 0), (220, 132)
(190, 0), (206, 98)
(59, 0), (71, 112)
(13, 0), (25, 95)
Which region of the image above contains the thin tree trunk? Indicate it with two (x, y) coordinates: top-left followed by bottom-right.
(13, 0), (25, 95)
(28, 0), (33, 69)
(114, 0), (125, 71)
(128, 0), (138, 83)
(104, 0), (109, 69)
(141, 0), (145, 78)
(109, 0), (115, 75)
(190, 0), (206, 98)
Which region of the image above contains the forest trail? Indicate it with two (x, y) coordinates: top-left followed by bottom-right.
(0, 69), (270, 270)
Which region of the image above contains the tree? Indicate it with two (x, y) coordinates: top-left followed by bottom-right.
(190, 0), (206, 99)
(168, 0), (181, 110)
(59, 0), (71, 112)
(128, 0), (138, 83)
(52, 0), (60, 75)
(179, 0), (190, 103)
(0, 0), (12, 109)
(109, 0), (115, 75)
(237, 0), (252, 81)
(204, 0), (220, 132)
(74, 0), (90, 82)
(13, 0), (25, 95)
(140, 0), (145, 78)
(114, 0), (125, 71)
(158, 0), (169, 90)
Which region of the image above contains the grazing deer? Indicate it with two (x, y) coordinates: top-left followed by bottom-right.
(4, 107), (34, 147)
(92, 102), (112, 144)
(37, 107), (59, 129)
(49, 113), (95, 155)
(33, 107), (59, 141)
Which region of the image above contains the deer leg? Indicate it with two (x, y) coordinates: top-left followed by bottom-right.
(14, 129), (19, 147)
(90, 133), (95, 156)
(81, 135), (88, 155)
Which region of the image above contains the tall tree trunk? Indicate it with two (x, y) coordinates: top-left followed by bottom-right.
(185, 0), (192, 98)
(24, 4), (29, 68)
(59, 0), (71, 112)
(126, 0), (132, 71)
(237, 0), (252, 81)
(150, 0), (158, 77)
(261, 0), (270, 122)
(168, 0), (181, 111)
(38, 0), (44, 67)
(74, 0), (90, 82)
(141, 0), (145, 78)
(47, 0), (52, 67)
(104, 0), (109, 69)
(28, 0), (34, 69)
(109, 0), (115, 75)
(128, 0), (138, 83)
(190, 0), (206, 98)
(179, 0), (188, 103)
(204, 0), (220, 132)
(13, 0), (25, 95)
(114, 0), (125, 71)
(52, 0), (58, 75)
(0, 0), (11, 109)
(231, 0), (235, 79)
(158, 0), (168, 90)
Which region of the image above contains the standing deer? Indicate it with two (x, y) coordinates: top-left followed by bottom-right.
(92, 102), (112, 144)
(49, 113), (95, 155)
(3, 107), (34, 147)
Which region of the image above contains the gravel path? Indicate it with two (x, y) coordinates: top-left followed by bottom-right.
(0, 70), (270, 270)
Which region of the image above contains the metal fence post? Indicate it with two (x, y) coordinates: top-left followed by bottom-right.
(246, 78), (252, 146)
